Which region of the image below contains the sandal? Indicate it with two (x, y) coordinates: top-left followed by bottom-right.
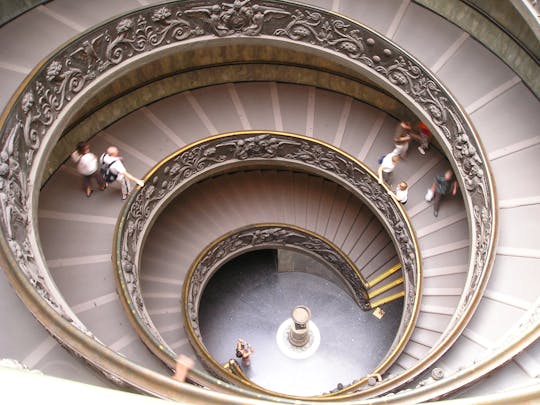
(85, 187), (93, 198)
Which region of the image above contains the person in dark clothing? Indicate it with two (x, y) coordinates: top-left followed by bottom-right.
(431, 170), (458, 217)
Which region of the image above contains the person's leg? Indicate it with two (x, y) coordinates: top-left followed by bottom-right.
(433, 192), (442, 217)
(83, 175), (92, 197)
(421, 133), (429, 149)
(119, 175), (132, 199)
(418, 134), (428, 155)
(80, 176), (86, 193)
(382, 170), (392, 184)
(93, 171), (106, 190)
(401, 141), (409, 158)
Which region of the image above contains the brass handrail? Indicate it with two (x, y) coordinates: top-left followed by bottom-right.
(371, 292), (406, 308)
(368, 278), (404, 299)
(367, 263), (402, 289)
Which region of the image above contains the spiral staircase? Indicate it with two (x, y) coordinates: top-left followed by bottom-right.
(1, 0), (539, 403)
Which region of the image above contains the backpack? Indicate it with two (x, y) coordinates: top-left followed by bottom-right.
(100, 154), (119, 183)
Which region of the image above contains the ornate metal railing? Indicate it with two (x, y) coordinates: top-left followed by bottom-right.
(114, 131), (421, 397)
(0, 0), (507, 402)
(185, 223), (373, 332)
(182, 223), (381, 389)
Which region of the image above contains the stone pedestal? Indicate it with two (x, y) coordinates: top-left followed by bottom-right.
(276, 306), (320, 359)
(288, 305), (311, 347)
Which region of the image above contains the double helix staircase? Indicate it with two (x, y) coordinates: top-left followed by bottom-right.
(0, 0), (539, 402)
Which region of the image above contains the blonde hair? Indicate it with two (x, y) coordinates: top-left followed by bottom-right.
(399, 182), (408, 190)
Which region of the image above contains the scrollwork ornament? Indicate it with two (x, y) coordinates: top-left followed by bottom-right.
(185, 0), (289, 37)
(0, 0), (495, 393)
(275, 9), (371, 64)
(44, 59), (87, 111)
(114, 133), (418, 374)
(184, 225), (372, 338)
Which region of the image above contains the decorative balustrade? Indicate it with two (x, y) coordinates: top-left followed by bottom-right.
(0, 0), (502, 402)
(185, 223), (373, 333)
(182, 223), (382, 385)
(114, 131), (421, 394)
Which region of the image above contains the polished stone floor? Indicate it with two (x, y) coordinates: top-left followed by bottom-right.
(199, 250), (403, 396)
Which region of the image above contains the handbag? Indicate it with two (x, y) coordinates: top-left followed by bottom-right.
(425, 188), (434, 202)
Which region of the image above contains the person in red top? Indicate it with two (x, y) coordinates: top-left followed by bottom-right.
(413, 122), (432, 155)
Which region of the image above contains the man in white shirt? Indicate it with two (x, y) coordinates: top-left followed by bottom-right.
(377, 152), (401, 185)
(101, 146), (144, 200)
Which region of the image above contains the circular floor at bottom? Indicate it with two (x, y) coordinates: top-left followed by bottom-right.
(199, 250), (403, 396)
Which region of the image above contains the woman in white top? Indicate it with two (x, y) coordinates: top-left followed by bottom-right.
(71, 142), (105, 197)
(377, 152), (401, 184)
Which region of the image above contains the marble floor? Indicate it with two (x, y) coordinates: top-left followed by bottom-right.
(199, 250), (403, 396)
